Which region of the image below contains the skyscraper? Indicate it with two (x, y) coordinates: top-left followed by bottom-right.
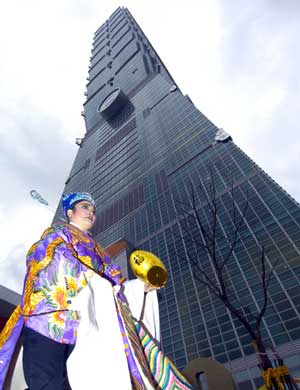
(55, 7), (300, 389)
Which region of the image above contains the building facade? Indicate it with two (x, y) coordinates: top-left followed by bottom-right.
(55, 7), (300, 389)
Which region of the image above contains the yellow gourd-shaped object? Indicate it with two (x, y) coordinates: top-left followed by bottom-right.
(129, 250), (168, 287)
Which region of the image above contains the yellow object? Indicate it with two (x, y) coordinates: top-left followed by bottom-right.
(259, 365), (298, 390)
(129, 250), (168, 287)
(264, 367), (284, 390)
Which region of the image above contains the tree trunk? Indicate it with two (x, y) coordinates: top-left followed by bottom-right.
(252, 338), (280, 390)
(253, 338), (273, 370)
(253, 340), (300, 389)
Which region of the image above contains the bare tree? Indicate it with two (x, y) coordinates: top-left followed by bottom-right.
(174, 170), (298, 390)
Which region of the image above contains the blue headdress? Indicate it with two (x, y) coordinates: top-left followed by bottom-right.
(62, 192), (96, 217)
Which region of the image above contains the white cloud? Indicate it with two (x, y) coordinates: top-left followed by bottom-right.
(0, 203), (54, 292)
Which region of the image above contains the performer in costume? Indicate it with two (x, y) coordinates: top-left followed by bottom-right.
(0, 192), (193, 390)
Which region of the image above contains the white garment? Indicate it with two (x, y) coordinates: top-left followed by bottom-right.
(67, 276), (159, 390)
(69, 222), (84, 231)
(10, 351), (25, 390)
(122, 279), (160, 343)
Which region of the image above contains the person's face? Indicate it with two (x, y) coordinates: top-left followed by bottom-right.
(67, 200), (96, 232)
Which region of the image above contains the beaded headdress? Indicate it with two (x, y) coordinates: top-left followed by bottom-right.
(62, 192), (96, 217)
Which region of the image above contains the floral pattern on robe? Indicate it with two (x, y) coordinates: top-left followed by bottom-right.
(21, 223), (126, 344)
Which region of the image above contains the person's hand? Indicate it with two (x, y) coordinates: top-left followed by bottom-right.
(144, 284), (162, 292)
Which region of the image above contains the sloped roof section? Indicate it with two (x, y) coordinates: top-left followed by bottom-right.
(0, 285), (21, 318)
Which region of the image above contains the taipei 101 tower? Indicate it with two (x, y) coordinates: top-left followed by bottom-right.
(55, 7), (300, 389)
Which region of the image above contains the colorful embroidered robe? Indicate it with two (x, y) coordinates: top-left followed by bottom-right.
(0, 223), (125, 387)
(0, 223), (193, 390)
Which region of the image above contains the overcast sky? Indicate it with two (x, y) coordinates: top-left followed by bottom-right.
(0, 0), (299, 293)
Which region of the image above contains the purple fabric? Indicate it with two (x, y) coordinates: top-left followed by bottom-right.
(21, 223), (125, 344)
(0, 315), (23, 389)
(116, 310), (146, 388)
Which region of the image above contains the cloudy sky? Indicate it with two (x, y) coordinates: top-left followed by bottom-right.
(0, 0), (299, 293)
